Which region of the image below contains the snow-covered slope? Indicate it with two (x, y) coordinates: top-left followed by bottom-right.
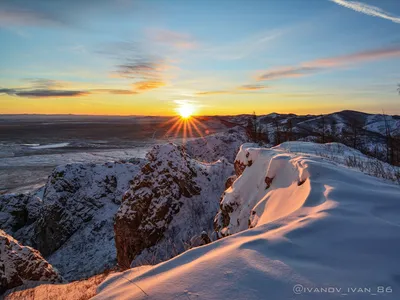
(114, 143), (233, 269)
(0, 230), (62, 294)
(95, 142), (400, 300)
(364, 114), (400, 136)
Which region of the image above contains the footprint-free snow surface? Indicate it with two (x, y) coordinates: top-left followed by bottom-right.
(95, 142), (400, 300)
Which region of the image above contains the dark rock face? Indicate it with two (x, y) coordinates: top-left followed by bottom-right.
(225, 175), (237, 190)
(0, 194), (42, 236)
(234, 160), (247, 176)
(0, 230), (62, 294)
(214, 198), (238, 237)
(115, 143), (233, 269)
(30, 161), (143, 259)
(4, 160), (144, 281)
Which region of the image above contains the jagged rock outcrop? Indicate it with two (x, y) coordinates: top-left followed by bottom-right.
(114, 143), (234, 269)
(9, 160), (144, 281)
(0, 194), (42, 237)
(184, 127), (249, 163)
(0, 230), (62, 294)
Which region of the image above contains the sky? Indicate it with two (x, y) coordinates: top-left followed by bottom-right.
(0, 0), (400, 116)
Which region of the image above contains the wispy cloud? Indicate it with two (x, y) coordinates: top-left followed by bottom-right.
(307, 46), (400, 67)
(201, 29), (284, 61)
(238, 84), (268, 91)
(258, 45), (400, 81)
(0, 0), (141, 28)
(132, 80), (166, 92)
(330, 0), (400, 24)
(195, 90), (231, 96)
(91, 89), (137, 95)
(196, 84), (269, 95)
(258, 67), (317, 81)
(0, 7), (67, 27)
(0, 88), (88, 98)
(0, 79), (139, 98)
(101, 41), (170, 91)
(0, 78), (89, 98)
(147, 29), (197, 50)
(24, 78), (64, 89)
(116, 60), (163, 79)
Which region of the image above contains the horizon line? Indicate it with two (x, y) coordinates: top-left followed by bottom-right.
(0, 109), (398, 117)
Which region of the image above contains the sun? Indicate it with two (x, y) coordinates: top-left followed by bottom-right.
(178, 103), (194, 119)
(162, 102), (207, 141)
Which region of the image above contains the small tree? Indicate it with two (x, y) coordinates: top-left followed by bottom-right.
(246, 112), (259, 142)
(382, 112), (394, 165)
(272, 118), (281, 145)
(318, 115), (326, 143)
(286, 119), (293, 141)
(329, 118), (338, 142)
(246, 112), (269, 144)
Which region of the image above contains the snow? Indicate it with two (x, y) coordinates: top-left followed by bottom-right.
(95, 142), (400, 300)
(30, 143), (70, 149)
(183, 126), (249, 163)
(364, 114), (400, 136)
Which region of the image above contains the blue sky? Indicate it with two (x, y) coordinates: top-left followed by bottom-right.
(0, 0), (399, 115)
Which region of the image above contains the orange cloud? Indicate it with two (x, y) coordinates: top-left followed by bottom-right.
(91, 89), (138, 95)
(196, 85), (269, 95)
(237, 84), (268, 90)
(306, 47), (400, 68)
(132, 80), (166, 92)
(195, 90), (231, 96)
(258, 46), (400, 81)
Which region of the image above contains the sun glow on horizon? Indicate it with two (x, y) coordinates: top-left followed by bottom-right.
(161, 101), (209, 142)
(177, 102), (195, 119)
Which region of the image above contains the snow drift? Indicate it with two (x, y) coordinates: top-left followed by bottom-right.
(95, 142), (400, 300)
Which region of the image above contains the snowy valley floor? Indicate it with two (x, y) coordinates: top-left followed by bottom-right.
(93, 142), (400, 300)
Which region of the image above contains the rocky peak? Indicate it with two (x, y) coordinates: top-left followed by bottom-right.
(7, 160), (144, 281)
(0, 230), (62, 294)
(115, 143), (233, 269)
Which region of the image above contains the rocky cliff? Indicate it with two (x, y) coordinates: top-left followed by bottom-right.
(114, 143), (233, 269)
(0, 160), (145, 282)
